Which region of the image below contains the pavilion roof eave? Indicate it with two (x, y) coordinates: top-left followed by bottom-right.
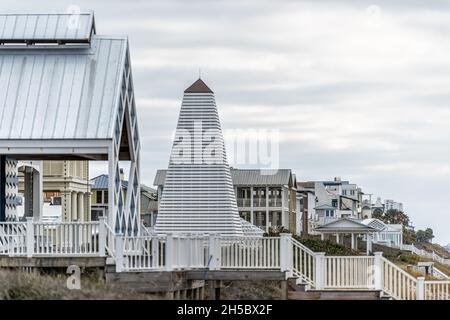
(0, 138), (113, 160)
(314, 228), (377, 233)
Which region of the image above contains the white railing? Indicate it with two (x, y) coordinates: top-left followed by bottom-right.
(382, 257), (417, 300)
(402, 244), (450, 265)
(433, 267), (450, 280)
(291, 237), (316, 286)
(219, 236), (280, 269)
(2, 223), (450, 300)
(323, 256), (376, 289)
(424, 281), (450, 300)
(0, 218), (106, 257)
(33, 221), (100, 256)
(104, 219), (116, 258)
(0, 221), (27, 255)
(117, 235), (166, 271)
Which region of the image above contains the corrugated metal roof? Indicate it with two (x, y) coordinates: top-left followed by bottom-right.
(230, 168), (293, 186)
(153, 169), (167, 186)
(0, 13), (95, 43)
(0, 35), (127, 140)
(91, 174), (156, 196)
(90, 174), (108, 189)
(154, 168), (294, 187)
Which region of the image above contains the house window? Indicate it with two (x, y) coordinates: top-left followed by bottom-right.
(239, 211), (251, 222)
(103, 191), (108, 204)
(96, 190), (103, 204)
(332, 199), (338, 208)
(325, 210), (335, 217)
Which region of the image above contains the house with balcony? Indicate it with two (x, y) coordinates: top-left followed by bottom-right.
(153, 168), (298, 234)
(90, 173), (156, 223)
(297, 177), (364, 235)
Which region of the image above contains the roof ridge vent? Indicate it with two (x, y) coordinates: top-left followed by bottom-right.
(0, 12), (95, 45)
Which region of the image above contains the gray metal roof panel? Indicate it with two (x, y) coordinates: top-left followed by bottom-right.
(154, 169), (167, 186)
(0, 35), (127, 140)
(154, 168), (293, 187)
(0, 13), (94, 42)
(230, 168), (292, 186)
(90, 174), (108, 189)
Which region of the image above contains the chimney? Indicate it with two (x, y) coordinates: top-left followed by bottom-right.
(334, 176), (341, 182)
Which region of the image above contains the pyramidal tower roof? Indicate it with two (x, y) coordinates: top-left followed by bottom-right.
(184, 78), (213, 93)
(155, 79), (243, 236)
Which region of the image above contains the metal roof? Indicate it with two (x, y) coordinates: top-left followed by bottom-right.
(230, 168), (294, 186)
(90, 174), (108, 189)
(0, 35), (128, 140)
(154, 168), (295, 187)
(0, 13), (95, 43)
(315, 218), (377, 233)
(91, 174), (156, 196)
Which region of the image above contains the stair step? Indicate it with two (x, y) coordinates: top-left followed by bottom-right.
(288, 290), (381, 300)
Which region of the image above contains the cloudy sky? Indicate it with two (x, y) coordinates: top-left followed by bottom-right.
(3, 0), (450, 244)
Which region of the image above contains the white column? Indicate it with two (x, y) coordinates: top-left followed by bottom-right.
(280, 233), (293, 276)
(314, 252), (326, 290)
(281, 187), (286, 227)
(366, 234), (371, 255)
(85, 192), (91, 221)
(266, 186), (269, 232)
(71, 192), (78, 221)
(416, 277), (425, 300)
(321, 233), (325, 241)
(78, 192), (84, 222)
(351, 233), (355, 250)
(250, 186), (254, 224)
(373, 252), (383, 290)
(336, 233), (340, 244)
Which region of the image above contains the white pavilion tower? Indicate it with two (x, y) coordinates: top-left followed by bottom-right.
(155, 79), (243, 236)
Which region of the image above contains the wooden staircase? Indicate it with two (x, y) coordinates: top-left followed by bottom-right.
(287, 278), (383, 300)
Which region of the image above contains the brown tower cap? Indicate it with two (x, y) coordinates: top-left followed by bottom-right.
(184, 78), (213, 93)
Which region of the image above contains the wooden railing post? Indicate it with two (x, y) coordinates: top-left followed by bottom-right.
(208, 234), (221, 270)
(373, 252), (383, 290)
(280, 233), (293, 276)
(416, 277), (425, 300)
(165, 234), (174, 271)
(98, 217), (106, 257)
(314, 252), (325, 290)
(26, 217), (34, 258)
(115, 235), (124, 273)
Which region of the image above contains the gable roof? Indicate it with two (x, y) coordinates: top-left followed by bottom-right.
(314, 204), (336, 210)
(91, 174), (155, 196)
(315, 218), (377, 233)
(154, 168), (295, 187)
(0, 15), (128, 141)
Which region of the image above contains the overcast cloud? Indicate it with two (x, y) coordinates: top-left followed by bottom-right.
(2, 0), (449, 244)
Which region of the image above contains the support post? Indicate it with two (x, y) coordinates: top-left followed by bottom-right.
(115, 235), (124, 272)
(98, 216), (106, 256)
(314, 252), (326, 290)
(350, 233), (354, 250)
(280, 233), (293, 276)
(26, 217), (34, 258)
(416, 277), (425, 300)
(208, 234), (221, 270)
(373, 252), (383, 290)
(0, 156), (5, 222)
(166, 234), (174, 271)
